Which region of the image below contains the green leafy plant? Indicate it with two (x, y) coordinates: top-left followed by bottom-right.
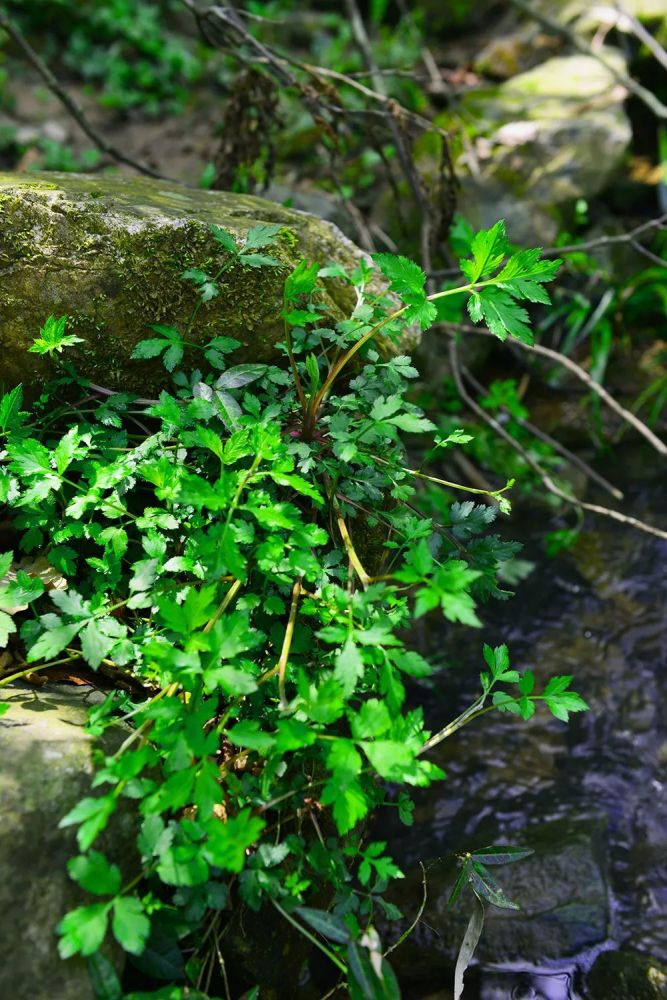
(0, 222), (586, 998)
(448, 844), (534, 1000)
(7, 0), (205, 114)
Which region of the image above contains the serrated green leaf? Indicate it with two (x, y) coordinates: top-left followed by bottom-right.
(545, 688), (589, 721)
(0, 385), (25, 433)
(226, 720), (275, 754)
(321, 778), (369, 834)
(362, 740), (414, 781)
(334, 637), (364, 697)
(239, 252), (281, 269)
(518, 670), (535, 695)
(202, 808), (265, 872)
(374, 253), (427, 299)
(57, 902), (110, 958)
(209, 224), (238, 253)
(352, 699), (391, 739)
(388, 413), (436, 433)
(243, 223), (283, 250)
(112, 896), (151, 955)
(284, 261), (319, 301)
(27, 620), (83, 662)
(68, 852), (122, 896)
(29, 315), (83, 356)
(460, 220), (507, 283)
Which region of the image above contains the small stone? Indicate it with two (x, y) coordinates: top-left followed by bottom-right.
(447, 53), (632, 244)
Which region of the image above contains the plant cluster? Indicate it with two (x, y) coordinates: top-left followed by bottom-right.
(5, 0), (205, 113)
(0, 224), (587, 998)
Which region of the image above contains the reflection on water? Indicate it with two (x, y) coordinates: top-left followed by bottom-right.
(388, 446), (666, 998)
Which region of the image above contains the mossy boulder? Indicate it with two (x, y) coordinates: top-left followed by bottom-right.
(0, 172), (406, 395)
(430, 53), (631, 244)
(0, 683), (134, 1000)
(587, 950), (667, 1000)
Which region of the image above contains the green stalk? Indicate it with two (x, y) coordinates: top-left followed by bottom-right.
(305, 279), (486, 431)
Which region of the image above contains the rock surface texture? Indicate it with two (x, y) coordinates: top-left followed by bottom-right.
(451, 53), (632, 243)
(388, 820), (608, 988)
(0, 172), (397, 395)
(0, 684), (132, 1000)
(587, 950), (667, 1000)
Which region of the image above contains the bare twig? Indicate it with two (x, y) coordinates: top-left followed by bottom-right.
(508, 0), (667, 120)
(385, 862), (428, 956)
(612, 2), (667, 72)
(541, 213), (667, 258)
(0, 11), (170, 180)
(629, 238), (667, 268)
(440, 322), (667, 456)
(448, 339), (667, 540)
(344, 0), (435, 271)
(182, 0), (455, 272)
(460, 365), (625, 500)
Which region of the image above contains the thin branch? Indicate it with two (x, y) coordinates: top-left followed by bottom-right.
(541, 213), (667, 258)
(508, 0), (667, 120)
(630, 238), (667, 268)
(460, 365), (625, 500)
(612, 2), (667, 72)
(440, 322), (667, 456)
(447, 339), (667, 541)
(277, 578), (303, 708)
(384, 862), (428, 956)
(0, 11), (171, 180)
(372, 454), (512, 501)
(344, 0), (434, 271)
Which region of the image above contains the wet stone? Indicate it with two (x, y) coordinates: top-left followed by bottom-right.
(387, 819), (609, 990)
(586, 950), (667, 1000)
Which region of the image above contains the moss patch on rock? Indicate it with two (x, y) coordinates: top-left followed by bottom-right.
(0, 172), (408, 395)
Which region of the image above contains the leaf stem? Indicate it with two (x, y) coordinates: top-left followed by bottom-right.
(277, 578), (303, 708)
(0, 653), (80, 688)
(271, 900), (347, 973)
(371, 454), (512, 499)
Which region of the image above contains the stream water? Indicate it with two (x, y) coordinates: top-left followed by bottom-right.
(385, 443), (666, 999)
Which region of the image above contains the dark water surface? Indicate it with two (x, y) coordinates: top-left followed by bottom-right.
(386, 445), (666, 999)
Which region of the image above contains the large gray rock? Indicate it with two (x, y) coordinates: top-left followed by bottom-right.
(446, 53), (632, 243)
(387, 820), (609, 988)
(0, 683), (133, 1000)
(0, 172), (405, 395)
